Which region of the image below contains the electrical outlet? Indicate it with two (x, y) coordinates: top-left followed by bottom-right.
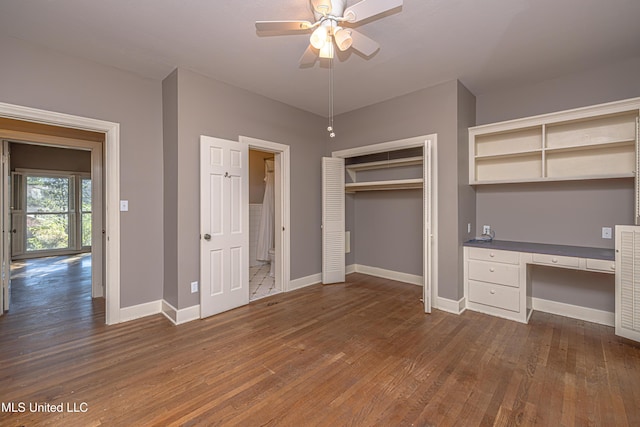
(602, 227), (612, 239)
(191, 281), (198, 293)
(467, 223), (471, 234)
(483, 225), (491, 235)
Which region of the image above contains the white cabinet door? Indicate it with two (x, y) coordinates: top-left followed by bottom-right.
(615, 225), (640, 342)
(200, 136), (249, 318)
(322, 157), (345, 284)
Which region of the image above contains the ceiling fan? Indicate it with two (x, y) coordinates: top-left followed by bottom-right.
(256, 0), (403, 65)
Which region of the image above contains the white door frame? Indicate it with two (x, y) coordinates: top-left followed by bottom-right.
(331, 134), (439, 311)
(0, 102), (121, 324)
(240, 136), (290, 292)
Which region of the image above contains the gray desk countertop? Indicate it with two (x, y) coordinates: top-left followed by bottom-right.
(463, 239), (615, 261)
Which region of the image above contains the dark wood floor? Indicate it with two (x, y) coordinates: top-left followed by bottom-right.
(1, 257), (640, 426)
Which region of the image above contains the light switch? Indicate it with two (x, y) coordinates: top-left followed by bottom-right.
(120, 200), (129, 212)
(602, 227), (612, 239)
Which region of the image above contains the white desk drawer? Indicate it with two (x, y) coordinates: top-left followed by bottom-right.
(532, 253), (580, 269)
(468, 280), (520, 313)
(586, 258), (616, 274)
(467, 247), (519, 264)
(468, 260), (520, 288)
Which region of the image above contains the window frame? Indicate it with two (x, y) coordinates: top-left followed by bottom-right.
(14, 168), (91, 259)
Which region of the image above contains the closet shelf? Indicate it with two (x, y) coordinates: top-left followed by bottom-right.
(345, 156), (423, 172)
(345, 178), (423, 193)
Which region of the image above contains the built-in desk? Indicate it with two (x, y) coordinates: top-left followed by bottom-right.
(463, 240), (615, 323)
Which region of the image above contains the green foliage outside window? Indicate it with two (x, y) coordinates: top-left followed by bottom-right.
(81, 178), (92, 247)
(26, 176), (70, 251)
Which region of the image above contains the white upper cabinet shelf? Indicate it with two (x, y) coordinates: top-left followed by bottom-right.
(469, 98), (640, 185)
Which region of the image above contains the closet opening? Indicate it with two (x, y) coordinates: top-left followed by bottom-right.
(327, 134), (438, 313)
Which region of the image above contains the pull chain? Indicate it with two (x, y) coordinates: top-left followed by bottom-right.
(328, 47), (336, 138)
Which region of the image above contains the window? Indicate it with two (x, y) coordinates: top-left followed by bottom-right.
(26, 175), (71, 251)
(81, 177), (92, 247)
(15, 170), (91, 257)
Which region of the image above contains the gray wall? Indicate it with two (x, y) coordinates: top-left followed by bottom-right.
(476, 57), (640, 125)
(162, 70), (179, 308)
(164, 68), (326, 309)
(0, 35), (164, 308)
(474, 57), (640, 311)
(353, 190), (423, 275)
(333, 80), (476, 301)
(476, 180), (634, 249)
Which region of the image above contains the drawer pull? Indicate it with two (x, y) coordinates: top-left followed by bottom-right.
(490, 252), (495, 257)
(552, 258), (558, 263)
(489, 267), (495, 272)
(611, 264), (615, 270)
(490, 289), (496, 294)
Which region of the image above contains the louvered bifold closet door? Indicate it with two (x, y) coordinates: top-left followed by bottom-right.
(322, 157), (345, 284)
(616, 225), (640, 342)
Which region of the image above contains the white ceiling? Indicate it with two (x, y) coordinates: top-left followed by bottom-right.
(1, 0), (639, 117)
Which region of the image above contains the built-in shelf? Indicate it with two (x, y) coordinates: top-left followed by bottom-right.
(345, 154), (424, 192)
(345, 156), (423, 172)
(345, 178), (423, 193)
(469, 100), (640, 185)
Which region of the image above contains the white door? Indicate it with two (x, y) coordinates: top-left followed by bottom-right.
(322, 157), (345, 284)
(200, 136), (249, 318)
(423, 139), (432, 313)
(1, 141), (10, 313)
(615, 225), (640, 342)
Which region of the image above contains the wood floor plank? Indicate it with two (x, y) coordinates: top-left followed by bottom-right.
(2, 257), (640, 426)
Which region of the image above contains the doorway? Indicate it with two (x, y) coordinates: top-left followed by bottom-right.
(0, 103), (121, 324)
(242, 136), (291, 300)
(249, 149), (280, 300)
(3, 138), (102, 316)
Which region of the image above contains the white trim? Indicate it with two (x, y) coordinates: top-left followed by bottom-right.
(162, 300), (200, 325)
(331, 134), (439, 312)
(289, 273), (322, 291)
(0, 102), (121, 324)
(331, 135), (430, 158)
(346, 264), (356, 275)
(120, 300), (162, 323)
(240, 136), (291, 294)
(435, 296), (466, 315)
(353, 264), (423, 287)
(532, 297), (614, 327)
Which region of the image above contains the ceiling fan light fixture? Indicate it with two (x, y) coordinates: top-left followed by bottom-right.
(319, 38), (334, 58)
(334, 27), (353, 51)
(310, 25), (328, 49)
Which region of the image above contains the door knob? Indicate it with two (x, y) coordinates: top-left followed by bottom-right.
(204, 233), (211, 241)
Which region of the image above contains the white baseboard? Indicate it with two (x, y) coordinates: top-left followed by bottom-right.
(346, 264), (356, 275)
(289, 273), (322, 291)
(120, 300), (162, 322)
(162, 300), (200, 325)
(353, 264), (423, 286)
(532, 297), (614, 327)
(436, 296), (466, 315)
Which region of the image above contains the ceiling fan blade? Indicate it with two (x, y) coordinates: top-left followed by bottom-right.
(255, 20), (314, 32)
(344, 0), (403, 23)
(311, 0), (332, 15)
(299, 44), (318, 66)
(349, 30), (380, 56)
